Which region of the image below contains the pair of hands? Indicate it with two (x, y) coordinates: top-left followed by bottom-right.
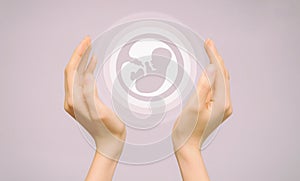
(64, 36), (232, 180)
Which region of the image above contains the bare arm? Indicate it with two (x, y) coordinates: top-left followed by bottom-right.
(85, 152), (118, 181)
(175, 146), (210, 181)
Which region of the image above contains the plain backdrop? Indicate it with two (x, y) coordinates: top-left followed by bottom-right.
(0, 0), (299, 180)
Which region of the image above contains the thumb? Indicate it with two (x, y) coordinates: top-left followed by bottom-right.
(197, 64), (217, 105)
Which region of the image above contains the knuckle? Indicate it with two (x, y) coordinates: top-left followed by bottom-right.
(64, 97), (73, 111)
(64, 66), (70, 75)
(225, 102), (230, 111)
(226, 106), (233, 116)
(63, 102), (69, 112)
(64, 101), (72, 114)
(225, 70), (230, 80)
(117, 124), (126, 137)
(64, 104), (70, 114)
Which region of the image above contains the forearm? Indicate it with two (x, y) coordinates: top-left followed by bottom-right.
(175, 145), (210, 181)
(85, 151), (118, 181)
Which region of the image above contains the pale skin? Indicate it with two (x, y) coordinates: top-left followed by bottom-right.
(64, 36), (232, 181)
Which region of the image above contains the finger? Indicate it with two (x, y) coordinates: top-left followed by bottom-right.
(86, 56), (97, 74)
(197, 64), (217, 105)
(82, 74), (99, 121)
(205, 40), (232, 120)
(223, 69), (233, 121)
(204, 39), (226, 113)
(204, 39), (229, 79)
(64, 37), (91, 117)
(78, 42), (92, 74)
(204, 39), (217, 64)
(67, 36), (91, 71)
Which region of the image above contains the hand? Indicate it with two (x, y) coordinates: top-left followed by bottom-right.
(64, 36), (126, 160)
(172, 39), (233, 151)
(172, 39), (232, 181)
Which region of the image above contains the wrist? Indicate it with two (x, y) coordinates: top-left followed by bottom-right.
(94, 146), (123, 162)
(94, 136), (125, 161)
(175, 144), (202, 160)
(94, 151), (118, 164)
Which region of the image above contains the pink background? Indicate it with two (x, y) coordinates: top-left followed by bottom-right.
(0, 0), (299, 180)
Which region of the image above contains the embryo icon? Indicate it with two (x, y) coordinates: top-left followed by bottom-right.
(112, 35), (183, 130)
(129, 47), (172, 93)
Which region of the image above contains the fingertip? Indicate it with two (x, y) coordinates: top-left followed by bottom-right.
(204, 39), (215, 57)
(78, 36), (91, 56)
(205, 38), (211, 44)
(80, 36), (91, 48)
(85, 35), (91, 43)
(205, 38), (213, 47)
(82, 36), (91, 46)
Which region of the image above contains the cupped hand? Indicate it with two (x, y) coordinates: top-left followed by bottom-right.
(64, 37), (126, 159)
(172, 39), (232, 150)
